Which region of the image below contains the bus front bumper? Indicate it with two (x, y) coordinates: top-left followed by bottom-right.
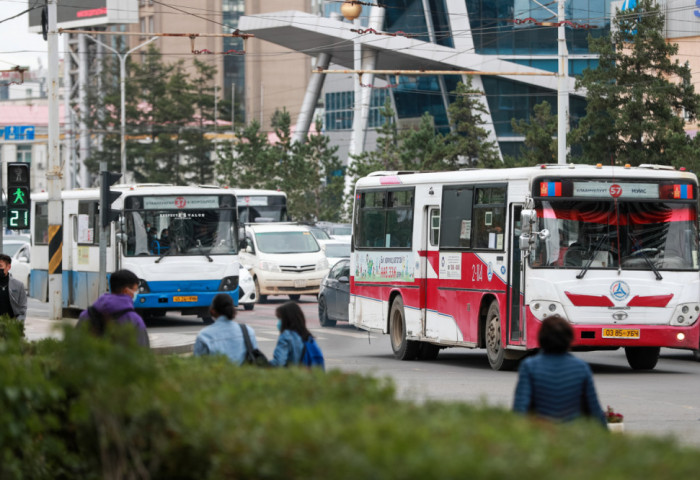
(134, 289), (239, 310)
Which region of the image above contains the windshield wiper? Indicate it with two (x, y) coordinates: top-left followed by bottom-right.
(194, 240), (213, 262)
(624, 233), (663, 281)
(155, 246), (174, 263)
(576, 233), (610, 280)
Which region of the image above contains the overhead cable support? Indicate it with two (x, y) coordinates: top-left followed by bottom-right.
(0, 65), (28, 86)
(58, 29), (254, 55)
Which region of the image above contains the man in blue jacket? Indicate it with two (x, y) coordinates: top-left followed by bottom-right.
(77, 269), (150, 348)
(513, 315), (606, 426)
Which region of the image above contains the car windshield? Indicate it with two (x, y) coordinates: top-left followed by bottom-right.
(123, 195), (237, 257)
(2, 243), (24, 256)
(255, 231), (320, 254)
(309, 228), (331, 240)
(325, 243), (350, 258)
(531, 199), (698, 271)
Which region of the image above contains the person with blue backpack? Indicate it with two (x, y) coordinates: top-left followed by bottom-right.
(270, 301), (325, 369)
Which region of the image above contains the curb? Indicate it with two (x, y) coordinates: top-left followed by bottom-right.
(151, 343), (194, 355)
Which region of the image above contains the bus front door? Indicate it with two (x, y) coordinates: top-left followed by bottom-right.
(508, 204), (525, 344)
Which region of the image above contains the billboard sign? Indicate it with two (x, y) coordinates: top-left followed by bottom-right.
(28, 0), (138, 32)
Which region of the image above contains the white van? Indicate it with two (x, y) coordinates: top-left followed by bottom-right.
(240, 224), (330, 302)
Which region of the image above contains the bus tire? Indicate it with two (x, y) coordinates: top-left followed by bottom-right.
(625, 346), (660, 370)
(417, 343), (440, 360)
(390, 297), (419, 361)
(485, 301), (518, 371)
(318, 296), (336, 327)
(254, 278), (267, 304)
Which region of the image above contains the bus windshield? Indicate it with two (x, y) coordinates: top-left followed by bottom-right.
(123, 195), (237, 257)
(237, 195), (288, 223)
(531, 199), (698, 271)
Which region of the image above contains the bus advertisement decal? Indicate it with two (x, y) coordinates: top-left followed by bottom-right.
(354, 252), (416, 283)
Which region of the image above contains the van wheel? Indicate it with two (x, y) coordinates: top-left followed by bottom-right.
(254, 278), (267, 304)
(625, 347), (660, 370)
(485, 301), (518, 371)
(243, 303), (255, 311)
(389, 297), (419, 360)
(289, 294), (301, 301)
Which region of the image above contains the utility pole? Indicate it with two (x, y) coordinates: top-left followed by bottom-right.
(557, 0), (569, 165)
(47, 0), (62, 320)
(231, 83), (235, 132)
(85, 35), (157, 183)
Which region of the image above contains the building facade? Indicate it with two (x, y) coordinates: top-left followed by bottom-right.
(240, 0), (700, 163)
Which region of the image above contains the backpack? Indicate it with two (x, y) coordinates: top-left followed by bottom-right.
(85, 306), (135, 337)
(301, 337), (325, 370)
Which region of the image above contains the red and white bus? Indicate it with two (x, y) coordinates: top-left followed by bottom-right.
(350, 164), (700, 370)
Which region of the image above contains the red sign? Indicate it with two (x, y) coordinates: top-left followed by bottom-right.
(609, 184), (622, 198)
(174, 197), (187, 209)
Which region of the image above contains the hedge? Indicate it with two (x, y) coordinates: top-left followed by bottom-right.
(1, 316), (697, 479)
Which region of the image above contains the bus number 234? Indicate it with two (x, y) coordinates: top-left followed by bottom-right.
(472, 264), (483, 282)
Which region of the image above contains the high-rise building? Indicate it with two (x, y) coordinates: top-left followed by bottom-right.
(240, 0), (700, 161)
(128, 0), (311, 130)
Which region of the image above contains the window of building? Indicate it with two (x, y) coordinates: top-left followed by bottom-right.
(16, 145), (31, 163)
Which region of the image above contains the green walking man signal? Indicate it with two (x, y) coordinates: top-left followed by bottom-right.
(6, 163), (31, 230)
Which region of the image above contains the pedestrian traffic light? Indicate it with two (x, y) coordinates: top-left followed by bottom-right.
(100, 171), (122, 228)
(6, 162), (30, 230)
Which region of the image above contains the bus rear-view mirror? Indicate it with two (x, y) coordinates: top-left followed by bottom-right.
(521, 209), (537, 235)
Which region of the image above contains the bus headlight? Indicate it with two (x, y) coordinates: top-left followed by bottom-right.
(670, 303), (699, 326)
(316, 258), (329, 271)
(218, 276), (239, 291)
(138, 279), (150, 294)
(530, 301), (566, 321)
(259, 261), (281, 272)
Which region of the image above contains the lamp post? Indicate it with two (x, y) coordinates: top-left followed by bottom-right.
(86, 35), (157, 182)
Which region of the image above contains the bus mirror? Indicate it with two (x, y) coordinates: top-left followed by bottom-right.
(519, 234), (532, 251)
(521, 209), (537, 235)
(116, 233), (127, 245)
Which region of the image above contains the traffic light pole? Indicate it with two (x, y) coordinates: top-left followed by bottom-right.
(47, 0), (62, 321)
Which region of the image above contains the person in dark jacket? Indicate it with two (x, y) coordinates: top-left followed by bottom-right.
(0, 253), (27, 322)
(77, 269), (149, 347)
(513, 314), (606, 426)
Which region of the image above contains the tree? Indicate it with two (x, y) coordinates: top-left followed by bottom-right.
(301, 118), (344, 222)
(569, 0), (700, 166)
(399, 112), (451, 171)
(217, 120), (276, 189)
(507, 101), (557, 166)
(443, 79), (501, 168)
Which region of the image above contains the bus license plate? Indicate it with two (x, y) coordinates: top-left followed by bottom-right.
(294, 280), (307, 288)
(602, 328), (640, 339)
(173, 296), (198, 303)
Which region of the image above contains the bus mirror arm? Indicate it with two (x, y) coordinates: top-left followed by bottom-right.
(519, 229), (549, 252)
(116, 233), (127, 245)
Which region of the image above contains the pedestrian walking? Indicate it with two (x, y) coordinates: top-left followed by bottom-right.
(270, 301), (319, 367)
(0, 253), (27, 322)
(513, 314), (606, 426)
(77, 269), (150, 347)
(193, 293), (258, 365)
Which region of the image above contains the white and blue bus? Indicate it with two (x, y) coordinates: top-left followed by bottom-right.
(232, 188), (289, 223)
(30, 184), (240, 322)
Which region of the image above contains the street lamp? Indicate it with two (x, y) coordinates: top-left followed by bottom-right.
(86, 35), (158, 183)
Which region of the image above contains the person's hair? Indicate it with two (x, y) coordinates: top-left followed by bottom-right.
(210, 293), (236, 320)
(109, 269), (139, 293)
(0, 253), (11, 265)
(538, 315), (573, 354)
(276, 301), (312, 341)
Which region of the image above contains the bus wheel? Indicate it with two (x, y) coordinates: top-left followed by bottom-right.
(318, 296), (336, 327)
(417, 343), (440, 360)
(485, 301), (518, 371)
(389, 297), (419, 360)
(625, 346), (660, 370)
(254, 278), (267, 304)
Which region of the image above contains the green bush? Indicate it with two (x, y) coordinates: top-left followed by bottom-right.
(0, 316), (697, 479)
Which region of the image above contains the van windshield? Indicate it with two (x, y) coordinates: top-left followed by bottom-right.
(255, 231), (320, 254)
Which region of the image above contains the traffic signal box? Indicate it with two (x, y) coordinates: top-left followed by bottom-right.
(7, 162), (30, 230)
(100, 171), (122, 228)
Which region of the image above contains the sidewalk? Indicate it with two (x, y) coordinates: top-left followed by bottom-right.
(24, 315), (196, 355)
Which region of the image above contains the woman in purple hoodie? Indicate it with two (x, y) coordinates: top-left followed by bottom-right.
(77, 269), (150, 347)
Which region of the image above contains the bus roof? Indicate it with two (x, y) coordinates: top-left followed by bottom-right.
(355, 164), (698, 188)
